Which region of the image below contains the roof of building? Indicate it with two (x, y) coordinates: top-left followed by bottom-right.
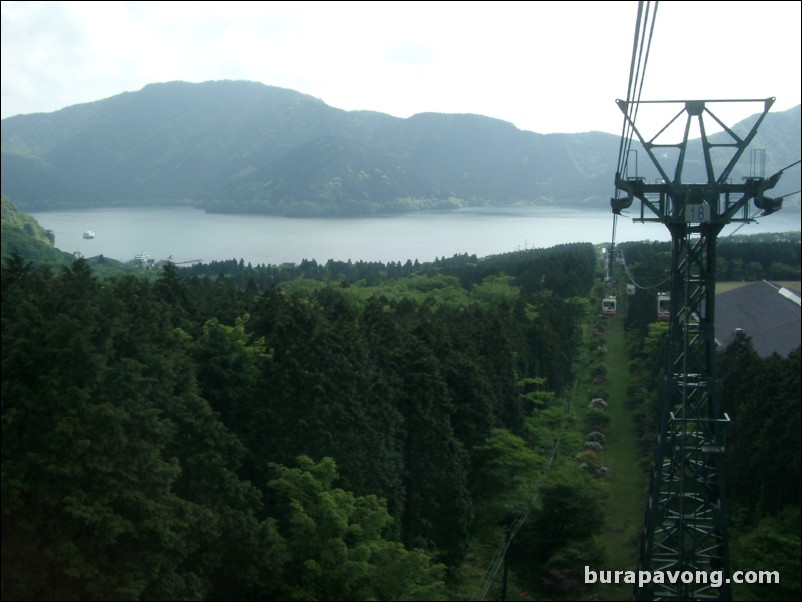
(716, 280), (801, 358)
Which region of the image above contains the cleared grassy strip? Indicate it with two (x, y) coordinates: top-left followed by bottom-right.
(595, 313), (648, 601)
(716, 280), (801, 294)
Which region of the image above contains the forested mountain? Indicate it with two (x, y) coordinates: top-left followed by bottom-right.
(2, 80), (799, 216)
(0, 195), (70, 265)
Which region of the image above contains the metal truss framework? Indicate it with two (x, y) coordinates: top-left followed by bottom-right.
(611, 98), (783, 601)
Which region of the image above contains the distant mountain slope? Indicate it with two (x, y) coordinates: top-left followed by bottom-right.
(1, 81), (799, 216)
(1, 195), (70, 264)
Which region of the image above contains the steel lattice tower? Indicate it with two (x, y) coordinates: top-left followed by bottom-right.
(611, 98), (783, 601)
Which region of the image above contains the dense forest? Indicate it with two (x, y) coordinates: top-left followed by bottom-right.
(2, 197), (800, 599)
(2, 241), (604, 600)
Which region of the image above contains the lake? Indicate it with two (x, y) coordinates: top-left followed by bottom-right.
(30, 205), (802, 266)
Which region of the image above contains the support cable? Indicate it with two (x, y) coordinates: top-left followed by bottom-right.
(619, 248), (670, 290)
(610, 2), (659, 280)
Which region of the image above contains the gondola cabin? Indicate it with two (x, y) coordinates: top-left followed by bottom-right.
(602, 296), (617, 317)
(627, 284), (636, 296)
(657, 292), (670, 321)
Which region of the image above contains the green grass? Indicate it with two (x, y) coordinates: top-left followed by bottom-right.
(716, 280), (802, 294)
(594, 311), (648, 601)
(770, 280), (801, 292)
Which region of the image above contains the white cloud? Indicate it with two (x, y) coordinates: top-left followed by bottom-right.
(1, 0), (799, 134)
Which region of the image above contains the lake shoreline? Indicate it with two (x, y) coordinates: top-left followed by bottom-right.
(32, 205), (802, 267)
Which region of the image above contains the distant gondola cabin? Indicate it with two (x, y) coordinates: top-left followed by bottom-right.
(627, 284), (636, 296)
(602, 296), (617, 317)
(657, 292), (670, 321)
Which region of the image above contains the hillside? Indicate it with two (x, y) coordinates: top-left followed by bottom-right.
(0, 195), (70, 265)
(3, 80), (798, 217)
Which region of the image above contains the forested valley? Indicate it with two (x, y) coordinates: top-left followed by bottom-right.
(2, 224), (800, 600)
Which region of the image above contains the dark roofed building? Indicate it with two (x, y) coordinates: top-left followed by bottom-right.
(716, 280), (801, 358)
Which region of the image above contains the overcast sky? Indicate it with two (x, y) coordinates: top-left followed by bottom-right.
(2, 1), (800, 135)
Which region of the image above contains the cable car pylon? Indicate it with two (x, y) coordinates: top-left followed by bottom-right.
(612, 97), (785, 601)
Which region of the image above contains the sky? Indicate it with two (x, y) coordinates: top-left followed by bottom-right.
(1, 1), (800, 135)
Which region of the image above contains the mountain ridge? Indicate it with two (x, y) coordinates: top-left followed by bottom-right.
(2, 80), (799, 217)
